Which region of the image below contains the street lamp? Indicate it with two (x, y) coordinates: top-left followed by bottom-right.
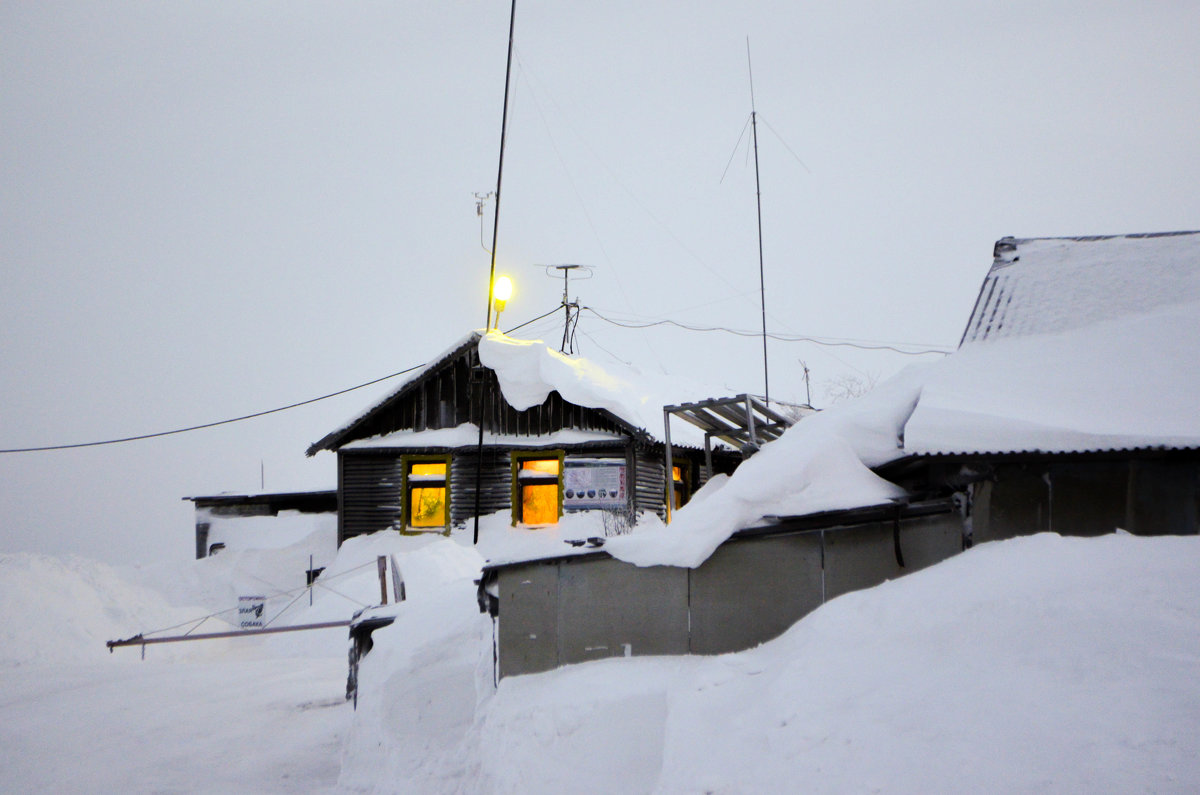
(492, 275), (513, 330)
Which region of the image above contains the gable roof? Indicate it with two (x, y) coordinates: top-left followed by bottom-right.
(907, 231), (1200, 456)
(306, 331), (483, 456)
(960, 231), (1200, 345)
(307, 331), (729, 455)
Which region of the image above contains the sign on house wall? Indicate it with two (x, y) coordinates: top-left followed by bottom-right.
(564, 459), (627, 511)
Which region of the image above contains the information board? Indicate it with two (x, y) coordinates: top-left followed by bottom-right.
(563, 459), (627, 511)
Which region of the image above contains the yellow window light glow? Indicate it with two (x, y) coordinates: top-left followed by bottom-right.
(409, 462), (447, 528)
(522, 459), (559, 475)
(519, 458), (560, 525)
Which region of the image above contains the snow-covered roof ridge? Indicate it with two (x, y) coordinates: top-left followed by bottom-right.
(309, 330), (728, 454)
(477, 332), (716, 446)
(306, 331), (482, 455)
(960, 231), (1200, 345)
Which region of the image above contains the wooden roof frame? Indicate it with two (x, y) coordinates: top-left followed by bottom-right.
(307, 332), (655, 456)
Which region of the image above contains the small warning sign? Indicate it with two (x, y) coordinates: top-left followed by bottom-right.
(238, 595), (266, 629)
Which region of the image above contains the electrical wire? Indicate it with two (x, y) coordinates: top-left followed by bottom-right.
(581, 307), (954, 355)
(0, 364), (427, 454)
(501, 305), (563, 335)
(0, 309), (564, 455)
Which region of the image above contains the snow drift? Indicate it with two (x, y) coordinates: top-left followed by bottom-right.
(346, 532), (1200, 793)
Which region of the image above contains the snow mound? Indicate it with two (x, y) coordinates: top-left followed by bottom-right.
(343, 532), (1200, 792)
(0, 552), (221, 666)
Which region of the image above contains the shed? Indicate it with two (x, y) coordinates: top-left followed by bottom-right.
(183, 490), (338, 559)
(480, 498), (963, 679)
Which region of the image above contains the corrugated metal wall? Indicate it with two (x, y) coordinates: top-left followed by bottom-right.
(494, 511), (965, 678)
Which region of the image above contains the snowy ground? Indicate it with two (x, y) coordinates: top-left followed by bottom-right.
(2, 529), (1199, 793)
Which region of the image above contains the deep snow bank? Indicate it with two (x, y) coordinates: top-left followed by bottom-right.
(0, 552), (225, 665)
(342, 532), (1200, 793)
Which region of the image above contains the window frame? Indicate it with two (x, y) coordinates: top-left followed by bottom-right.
(401, 453), (452, 533)
(510, 450), (565, 526)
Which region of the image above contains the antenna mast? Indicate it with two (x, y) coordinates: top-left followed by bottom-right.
(483, 0), (517, 332)
(538, 264), (593, 354)
(475, 0), (518, 546)
(747, 37), (770, 403)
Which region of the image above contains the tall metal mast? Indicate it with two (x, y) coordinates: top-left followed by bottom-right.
(484, 0), (518, 332)
(747, 37), (770, 404)
(475, 0), (518, 545)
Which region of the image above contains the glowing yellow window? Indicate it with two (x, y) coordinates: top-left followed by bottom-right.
(518, 459), (560, 525)
(672, 465), (686, 510)
(408, 462), (447, 528)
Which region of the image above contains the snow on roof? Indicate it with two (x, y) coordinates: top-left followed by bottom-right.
(961, 231), (1200, 344)
(605, 369), (920, 568)
(606, 231), (1200, 568)
(478, 332), (723, 447)
(341, 424), (626, 451)
(906, 296), (1200, 456)
(311, 330), (734, 453)
(913, 231), (1200, 455)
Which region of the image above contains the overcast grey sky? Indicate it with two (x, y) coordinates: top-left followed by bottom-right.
(3, 1), (1198, 565)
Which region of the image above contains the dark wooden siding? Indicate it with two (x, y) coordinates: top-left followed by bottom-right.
(339, 453), (404, 544)
(633, 448), (667, 519)
(450, 448), (512, 527)
(341, 346), (633, 446)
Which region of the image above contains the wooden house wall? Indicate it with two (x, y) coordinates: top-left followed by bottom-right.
(338, 453), (404, 545)
(633, 448), (668, 519)
(449, 448), (513, 527)
(340, 442), (643, 542)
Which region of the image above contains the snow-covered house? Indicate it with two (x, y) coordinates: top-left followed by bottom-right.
(306, 331), (743, 545)
(885, 230), (1200, 540)
(480, 230), (1200, 679)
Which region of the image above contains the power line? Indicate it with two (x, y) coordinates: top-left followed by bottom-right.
(581, 307), (954, 355)
(0, 309), (563, 455)
(0, 364), (426, 454)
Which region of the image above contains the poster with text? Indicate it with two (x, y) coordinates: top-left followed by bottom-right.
(563, 460), (627, 511)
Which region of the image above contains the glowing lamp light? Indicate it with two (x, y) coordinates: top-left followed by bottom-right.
(491, 275), (514, 329)
(493, 275), (513, 305)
